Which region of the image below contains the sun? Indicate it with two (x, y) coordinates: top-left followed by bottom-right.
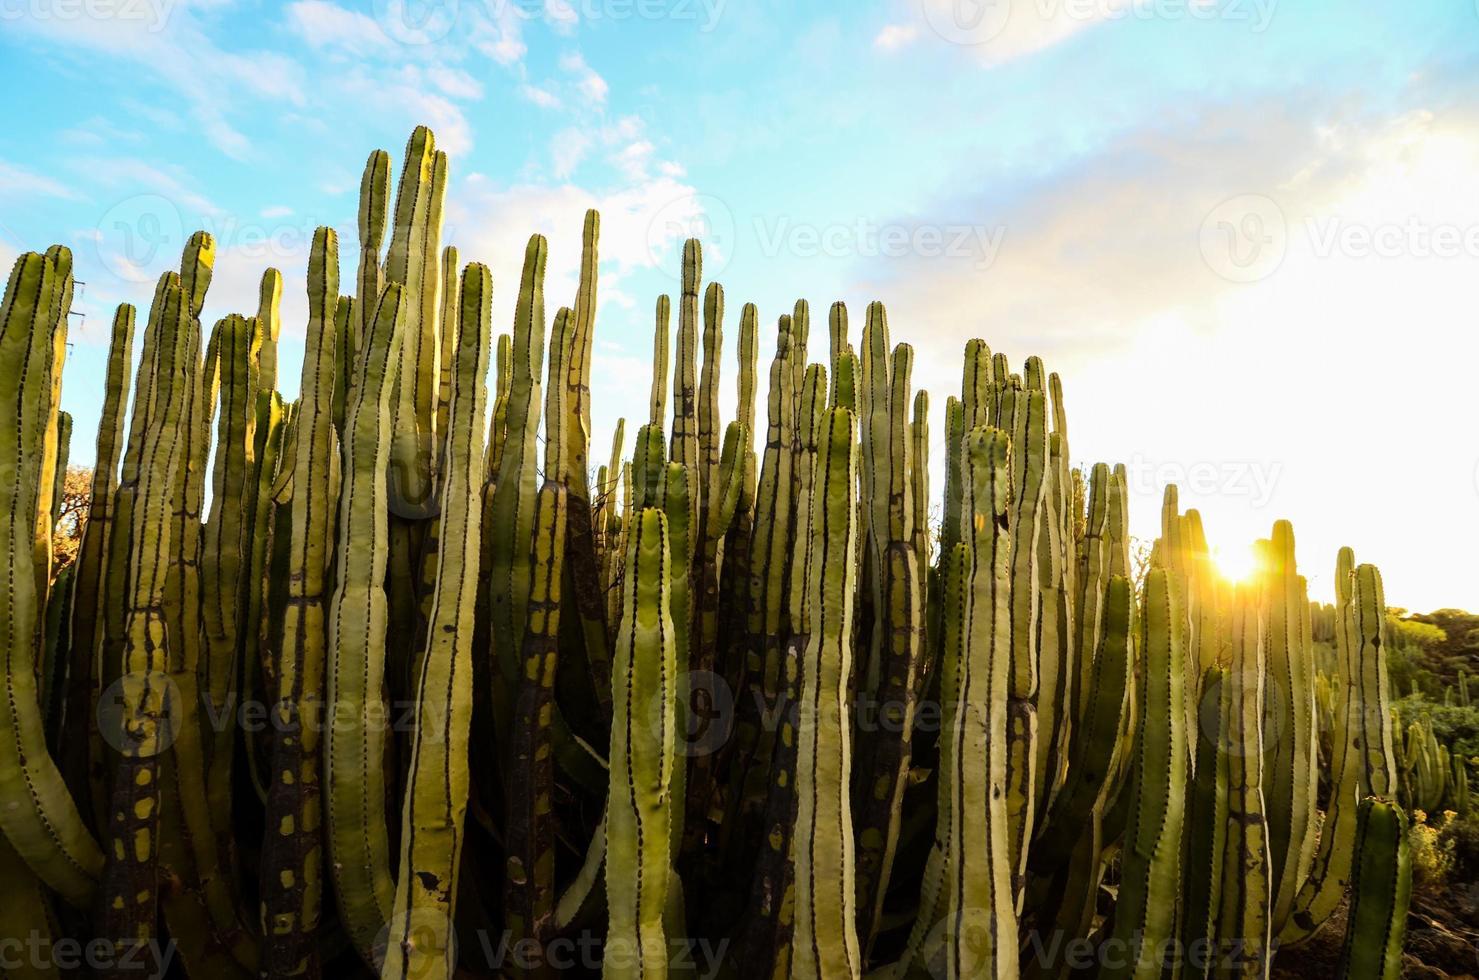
(1211, 543), (1259, 584)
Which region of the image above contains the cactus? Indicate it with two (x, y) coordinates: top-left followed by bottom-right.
(382, 262), (491, 980)
(1337, 798), (1410, 980)
(258, 228), (341, 977)
(940, 427), (1018, 980)
(791, 407), (863, 980)
(0, 125), (1416, 980)
(325, 282), (406, 963)
(605, 508), (679, 980)
(1101, 568), (1186, 980)
(0, 251), (104, 909)
(1283, 554), (1396, 945)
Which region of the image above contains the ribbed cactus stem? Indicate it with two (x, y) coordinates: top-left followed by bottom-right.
(0, 251), (104, 909)
(259, 228), (340, 978)
(1263, 521), (1318, 934)
(100, 271), (192, 967)
(943, 426), (1018, 980)
(1101, 568), (1187, 980)
(382, 262), (491, 980)
(503, 305), (574, 965)
(604, 508), (678, 980)
(325, 282), (406, 964)
(1336, 798), (1410, 980)
(790, 407), (862, 980)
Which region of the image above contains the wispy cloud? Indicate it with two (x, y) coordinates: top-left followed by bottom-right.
(559, 52), (609, 105)
(874, 23), (920, 50)
(284, 0), (392, 55)
(0, 161), (83, 201)
(520, 83), (563, 110)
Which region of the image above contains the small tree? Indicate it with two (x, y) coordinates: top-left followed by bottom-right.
(53, 465), (90, 573)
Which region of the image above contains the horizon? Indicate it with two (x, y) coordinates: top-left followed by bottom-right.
(3, 0), (1477, 610)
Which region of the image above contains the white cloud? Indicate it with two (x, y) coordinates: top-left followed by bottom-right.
(559, 52), (609, 104)
(472, 2), (528, 66)
(428, 66), (484, 101)
(874, 23), (920, 50)
(261, 205), (294, 219)
(0, 161), (82, 201)
(545, 0), (579, 33)
(520, 84), (563, 110)
(284, 0), (391, 55)
(1, 9), (305, 159)
(842, 99), (1479, 608)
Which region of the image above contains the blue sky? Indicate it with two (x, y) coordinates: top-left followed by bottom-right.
(3, 0), (1478, 608)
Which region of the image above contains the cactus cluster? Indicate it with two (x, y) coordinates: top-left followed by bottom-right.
(0, 126), (1416, 980)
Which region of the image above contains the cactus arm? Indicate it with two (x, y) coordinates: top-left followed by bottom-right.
(604, 509), (678, 980)
(1101, 568), (1187, 980)
(384, 126), (443, 514)
(854, 342), (925, 954)
(1263, 522), (1318, 934)
(0, 251), (105, 908)
(98, 274), (192, 963)
(502, 307), (573, 965)
(1209, 588), (1272, 977)
(382, 262), (491, 980)
(325, 283), (406, 964)
(1282, 555), (1396, 944)
(1336, 799), (1410, 980)
(944, 426), (1018, 980)
(1003, 387), (1048, 899)
(60, 303), (135, 822)
(256, 228), (342, 977)
(790, 407), (863, 980)
(563, 210), (616, 733)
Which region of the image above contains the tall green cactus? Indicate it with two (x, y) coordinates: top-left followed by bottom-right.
(259, 228), (341, 978)
(325, 282), (406, 964)
(791, 407), (863, 980)
(0, 251), (104, 909)
(605, 508), (678, 980)
(1336, 798), (1410, 980)
(941, 426), (1017, 980)
(382, 262), (491, 980)
(1101, 568), (1186, 980)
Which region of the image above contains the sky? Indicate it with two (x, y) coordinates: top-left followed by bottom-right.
(2, 0), (1477, 610)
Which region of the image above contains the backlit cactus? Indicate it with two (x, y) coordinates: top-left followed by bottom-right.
(0, 125), (1415, 980)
